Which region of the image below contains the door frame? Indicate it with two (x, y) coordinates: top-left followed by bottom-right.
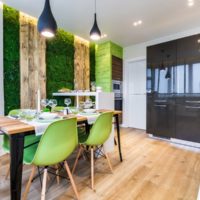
(123, 56), (146, 127)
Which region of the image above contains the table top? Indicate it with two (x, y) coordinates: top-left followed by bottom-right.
(0, 110), (122, 135)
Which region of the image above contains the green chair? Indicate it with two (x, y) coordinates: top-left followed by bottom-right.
(72, 112), (114, 190)
(2, 109), (41, 179)
(22, 118), (80, 200)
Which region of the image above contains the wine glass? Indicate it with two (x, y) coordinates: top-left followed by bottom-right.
(64, 98), (72, 114)
(49, 99), (57, 112)
(64, 98), (72, 107)
(41, 99), (49, 108)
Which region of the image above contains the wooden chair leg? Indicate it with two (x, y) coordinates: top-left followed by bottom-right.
(22, 166), (36, 200)
(5, 165), (10, 180)
(41, 168), (48, 200)
(103, 147), (113, 173)
(55, 164), (60, 185)
(91, 147), (94, 190)
(105, 153), (113, 173)
(64, 161), (80, 200)
(72, 146), (83, 174)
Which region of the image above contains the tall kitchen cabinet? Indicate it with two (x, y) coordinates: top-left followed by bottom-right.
(147, 34), (200, 143)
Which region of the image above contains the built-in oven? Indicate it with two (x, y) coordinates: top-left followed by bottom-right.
(112, 80), (123, 95)
(112, 80), (123, 111)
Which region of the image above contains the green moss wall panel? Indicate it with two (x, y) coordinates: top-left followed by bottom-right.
(90, 43), (96, 82)
(3, 5), (20, 114)
(111, 42), (123, 59)
(95, 42), (112, 92)
(46, 29), (74, 99)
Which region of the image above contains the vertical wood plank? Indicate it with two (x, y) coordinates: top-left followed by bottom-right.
(20, 13), (46, 109)
(74, 36), (90, 91)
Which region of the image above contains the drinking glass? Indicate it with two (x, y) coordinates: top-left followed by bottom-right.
(64, 98), (72, 107)
(41, 99), (49, 108)
(49, 99), (57, 111)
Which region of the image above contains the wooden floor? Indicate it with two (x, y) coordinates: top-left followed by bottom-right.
(0, 128), (200, 200)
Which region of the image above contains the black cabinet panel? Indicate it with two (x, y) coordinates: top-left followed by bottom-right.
(177, 34), (200, 65)
(150, 97), (175, 138)
(147, 40), (177, 69)
(175, 97), (200, 143)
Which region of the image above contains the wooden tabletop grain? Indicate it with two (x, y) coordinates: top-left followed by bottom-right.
(0, 110), (122, 135)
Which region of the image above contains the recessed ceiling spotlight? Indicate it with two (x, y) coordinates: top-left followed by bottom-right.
(187, 0), (194, 7)
(133, 20), (143, 27)
(101, 34), (107, 38)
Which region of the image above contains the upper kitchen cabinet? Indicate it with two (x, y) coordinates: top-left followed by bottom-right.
(147, 40), (177, 69)
(147, 41), (177, 94)
(177, 34), (200, 66)
(96, 42), (123, 92)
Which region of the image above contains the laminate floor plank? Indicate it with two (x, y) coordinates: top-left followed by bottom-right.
(0, 128), (199, 200)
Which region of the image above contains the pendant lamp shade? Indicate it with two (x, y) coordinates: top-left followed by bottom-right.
(37, 0), (57, 38)
(90, 13), (101, 40)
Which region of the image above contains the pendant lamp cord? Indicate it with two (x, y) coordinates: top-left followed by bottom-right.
(95, 0), (97, 13)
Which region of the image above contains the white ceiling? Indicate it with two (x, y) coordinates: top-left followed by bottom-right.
(2, 0), (200, 47)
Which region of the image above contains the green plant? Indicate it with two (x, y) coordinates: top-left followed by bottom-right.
(3, 5), (20, 114)
(46, 29), (75, 105)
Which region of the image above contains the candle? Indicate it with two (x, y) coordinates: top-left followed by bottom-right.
(37, 89), (41, 112)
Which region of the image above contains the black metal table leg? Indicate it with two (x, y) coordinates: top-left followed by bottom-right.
(115, 114), (123, 162)
(10, 133), (25, 200)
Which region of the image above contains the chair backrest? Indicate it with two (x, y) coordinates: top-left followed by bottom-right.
(85, 112), (113, 146)
(2, 109), (21, 152)
(32, 118), (78, 166)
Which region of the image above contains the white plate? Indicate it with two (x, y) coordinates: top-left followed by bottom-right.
(39, 113), (58, 120)
(83, 109), (96, 113)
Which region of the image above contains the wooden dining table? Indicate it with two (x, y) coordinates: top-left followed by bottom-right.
(0, 110), (122, 200)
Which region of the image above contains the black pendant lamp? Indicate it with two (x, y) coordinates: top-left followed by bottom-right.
(90, 0), (101, 40)
(37, 0), (57, 38)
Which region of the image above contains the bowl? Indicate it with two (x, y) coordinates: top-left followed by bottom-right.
(39, 113), (58, 120)
(83, 109), (96, 113)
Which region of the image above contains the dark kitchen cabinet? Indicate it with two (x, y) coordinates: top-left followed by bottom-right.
(175, 97), (200, 143)
(147, 40), (177, 69)
(177, 34), (200, 66)
(148, 96), (175, 138)
(147, 33), (200, 143)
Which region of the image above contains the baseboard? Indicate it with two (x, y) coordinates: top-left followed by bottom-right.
(148, 134), (200, 151)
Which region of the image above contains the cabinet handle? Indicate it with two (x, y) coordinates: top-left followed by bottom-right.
(154, 100), (167, 103)
(185, 101), (200, 104)
(185, 106), (200, 109)
(154, 104), (167, 108)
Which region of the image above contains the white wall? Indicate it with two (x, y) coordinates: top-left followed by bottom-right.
(124, 26), (200, 60)
(123, 26), (200, 128)
(0, 2), (4, 115)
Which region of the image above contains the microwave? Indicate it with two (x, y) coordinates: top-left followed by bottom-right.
(112, 80), (123, 94)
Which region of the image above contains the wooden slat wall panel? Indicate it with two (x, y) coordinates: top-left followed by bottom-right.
(20, 13), (46, 109)
(74, 36), (90, 91)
